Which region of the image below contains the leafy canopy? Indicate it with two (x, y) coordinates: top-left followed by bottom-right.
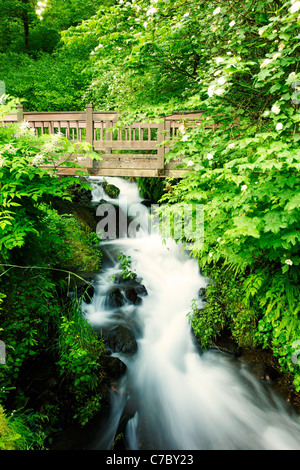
(63, 0), (300, 386)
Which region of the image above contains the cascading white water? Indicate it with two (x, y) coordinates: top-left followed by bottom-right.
(84, 176), (300, 450)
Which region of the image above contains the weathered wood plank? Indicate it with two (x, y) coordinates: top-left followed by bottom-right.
(93, 168), (162, 177)
(24, 112), (86, 121)
(94, 141), (159, 150)
(95, 160), (159, 169)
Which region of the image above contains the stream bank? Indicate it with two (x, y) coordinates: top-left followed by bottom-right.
(50, 176), (300, 451)
(3, 175), (297, 450)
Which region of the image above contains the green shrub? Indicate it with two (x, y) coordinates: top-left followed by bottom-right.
(56, 298), (105, 426)
(0, 97), (98, 262)
(188, 268), (258, 350)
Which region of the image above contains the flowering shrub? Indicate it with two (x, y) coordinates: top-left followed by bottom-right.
(62, 0), (300, 388)
(0, 97), (97, 261)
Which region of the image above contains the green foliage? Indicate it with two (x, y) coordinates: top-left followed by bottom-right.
(39, 206), (102, 272)
(64, 0), (300, 389)
(0, 405), (20, 450)
(0, 270), (62, 402)
(42, 0), (111, 32)
(189, 269), (258, 350)
(0, 98), (104, 442)
(136, 177), (165, 203)
(56, 299), (105, 426)
(0, 97), (98, 261)
(188, 297), (226, 349)
(1, 408), (49, 450)
(0, 0), (40, 53)
(117, 252), (137, 280)
(0, 51), (93, 111)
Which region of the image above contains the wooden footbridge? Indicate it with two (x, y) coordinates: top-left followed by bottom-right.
(4, 104), (203, 178)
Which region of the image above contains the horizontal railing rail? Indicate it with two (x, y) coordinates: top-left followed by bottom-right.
(3, 105), (205, 177)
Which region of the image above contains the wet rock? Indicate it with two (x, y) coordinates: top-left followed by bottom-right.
(125, 287), (138, 304)
(198, 287), (206, 300)
(265, 365), (279, 382)
(113, 274), (147, 294)
(104, 288), (126, 308)
(102, 356), (127, 379)
(124, 287), (143, 305)
(141, 199), (152, 207)
(113, 396), (137, 450)
(112, 432), (126, 451)
(134, 296), (142, 305)
(135, 284), (148, 296)
(103, 181), (120, 199)
(113, 273), (137, 284)
(105, 325), (138, 355)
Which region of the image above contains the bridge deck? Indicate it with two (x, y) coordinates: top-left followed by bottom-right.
(3, 105), (204, 177)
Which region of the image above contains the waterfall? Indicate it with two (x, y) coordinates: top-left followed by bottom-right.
(84, 176), (300, 450)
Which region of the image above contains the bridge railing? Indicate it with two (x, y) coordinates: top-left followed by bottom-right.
(3, 105), (203, 177)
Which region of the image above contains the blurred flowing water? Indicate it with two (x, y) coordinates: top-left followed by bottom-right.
(82, 176), (300, 450)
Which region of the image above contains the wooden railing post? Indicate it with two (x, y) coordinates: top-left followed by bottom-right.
(86, 104), (93, 145)
(85, 104), (94, 169)
(17, 104), (24, 122)
(157, 118), (165, 174)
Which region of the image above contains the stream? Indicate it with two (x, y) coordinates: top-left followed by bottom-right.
(80, 176), (300, 450)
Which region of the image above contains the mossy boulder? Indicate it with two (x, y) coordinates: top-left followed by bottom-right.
(102, 181), (120, 199)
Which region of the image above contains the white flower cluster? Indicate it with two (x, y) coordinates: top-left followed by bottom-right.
(146, 7), (157, 16)
(290, 0), (300, 14)
(3, 143), (17, 154)
(31, 154), (45, 165)
(285, 259), (293, 265)
(0, 156), (5, 168)
(208, 83), (226, 97)
(36, 0), (47, 19)
(178, 123), (186, 134)
(17, 120), (32, 136)
(42, 132), (64, 152)
(207, 56), (230, 97)
(271, 103), (281, 114)
(260, 52), (282, 69)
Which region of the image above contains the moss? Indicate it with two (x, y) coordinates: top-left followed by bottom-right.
(191, 268), (258, 350)
(61, 217), (102, 272)
(102, 180), (120, 199)
(0, 406), (20, 450)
